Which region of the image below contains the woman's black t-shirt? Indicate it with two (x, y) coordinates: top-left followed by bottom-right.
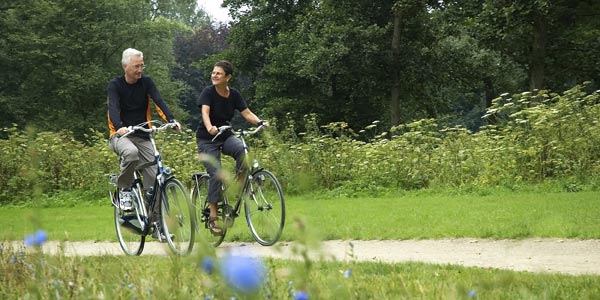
(196, 85), (248, 141)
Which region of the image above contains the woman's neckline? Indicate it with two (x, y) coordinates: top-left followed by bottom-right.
(215, 85), (230, 98)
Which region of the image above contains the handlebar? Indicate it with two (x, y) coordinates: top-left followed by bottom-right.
(211, 124), (265, 142)
(120, 121), (179, 138)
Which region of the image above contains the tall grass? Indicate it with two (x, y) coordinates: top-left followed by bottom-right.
(2, 231), (600, 300)
(1, 84), (600, 204)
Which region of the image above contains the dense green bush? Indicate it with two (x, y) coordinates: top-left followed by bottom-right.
(262, 83), (600, 194)
(0, 127), (113, 203)
(1, 84), (599, 204)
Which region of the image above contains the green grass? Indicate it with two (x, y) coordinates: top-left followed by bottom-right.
(1, 187), (599, 242)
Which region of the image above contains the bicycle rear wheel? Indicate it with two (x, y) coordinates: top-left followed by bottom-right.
(191, 174), (227, 247)
(244, 169), (285, 246)
(161, 178), (195, 255)
(113, 189), (145, 255)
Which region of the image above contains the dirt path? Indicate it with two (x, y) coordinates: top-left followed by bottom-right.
(13, 238), (600, 276)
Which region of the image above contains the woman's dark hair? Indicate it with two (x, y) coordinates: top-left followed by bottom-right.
(214, 60), (234, 76)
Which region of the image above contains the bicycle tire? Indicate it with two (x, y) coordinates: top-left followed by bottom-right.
(160, 178), (195, 255)
(113, 188), (145, 255)
(191, 174), (227, 247)
(244, 169), (285, 246)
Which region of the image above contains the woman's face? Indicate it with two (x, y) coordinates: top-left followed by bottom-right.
(211, 66), (229, 86)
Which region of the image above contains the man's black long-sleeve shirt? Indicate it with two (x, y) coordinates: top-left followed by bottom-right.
(107, 75), (174, 137)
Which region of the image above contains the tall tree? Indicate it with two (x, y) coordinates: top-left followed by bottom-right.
(173, 23), (230, 129)
(149, 0), (209, 27)
(218, 0), (599, 132)
(390, 0), (429, 125)
(223, 0), (313, 76)
(224, 0), (395, 129)
(450, 0), (600, 91)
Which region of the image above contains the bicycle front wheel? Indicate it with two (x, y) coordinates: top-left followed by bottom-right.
(161, 178), (195, 255)
(191, 174), (227, 247)
(113, 189), (145, 256)
(244, 169), (285, 246)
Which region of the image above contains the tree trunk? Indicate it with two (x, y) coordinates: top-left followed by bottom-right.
(483, 77), (497, 124)
(390, 14), (402, 126)
(529, 14), (547, 91)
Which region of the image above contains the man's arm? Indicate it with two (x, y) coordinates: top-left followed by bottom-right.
(107, 80), (124, 136)
(146, 77), (175, 122)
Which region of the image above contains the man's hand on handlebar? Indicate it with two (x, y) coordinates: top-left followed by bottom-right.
(116, 127), (130, 137)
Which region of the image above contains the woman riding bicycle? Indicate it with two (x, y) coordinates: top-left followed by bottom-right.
(196, 60), (268, 235)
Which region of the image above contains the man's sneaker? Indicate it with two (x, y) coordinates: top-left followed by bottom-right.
(119, 189), (134, 211)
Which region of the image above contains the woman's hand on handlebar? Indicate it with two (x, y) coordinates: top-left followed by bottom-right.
(258, 119), (269, 127)
(169, 120), (182, 132)
(208, 125), (218, 136)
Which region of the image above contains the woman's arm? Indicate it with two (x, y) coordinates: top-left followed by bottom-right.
(202, 105), (218, 135)
(240, 108), (267, 126)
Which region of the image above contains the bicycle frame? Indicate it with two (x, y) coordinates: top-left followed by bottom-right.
(215, 125), (263, 216)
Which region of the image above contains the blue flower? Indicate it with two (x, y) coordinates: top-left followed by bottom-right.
(24, 230), (48, 247)
(220, 255), (265, 293)
(344, 269), (352, 278)
(201, 257), (215, 275)
(468, 290), (476, 297)
(294, 291), (309, 300)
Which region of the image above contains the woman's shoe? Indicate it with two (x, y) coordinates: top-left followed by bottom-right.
(208, 216), (223, 236)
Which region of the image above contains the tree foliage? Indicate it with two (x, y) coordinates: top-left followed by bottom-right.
(173, 23), (230, 130)
(1, 0), (599, 148)
(0, 0), (197, 139)
(220, 0), (599, 131)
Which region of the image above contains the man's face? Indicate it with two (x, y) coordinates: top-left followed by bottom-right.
(124, 56), (144, 82)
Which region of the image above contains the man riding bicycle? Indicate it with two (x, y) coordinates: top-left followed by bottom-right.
(107, 48), (180, 239)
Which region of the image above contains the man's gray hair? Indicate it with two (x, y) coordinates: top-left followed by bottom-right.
(121, 48), (143, 66)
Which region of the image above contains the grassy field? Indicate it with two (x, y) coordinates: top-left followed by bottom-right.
(2, 187), (600, 299)
(1, 187), (600, 242)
